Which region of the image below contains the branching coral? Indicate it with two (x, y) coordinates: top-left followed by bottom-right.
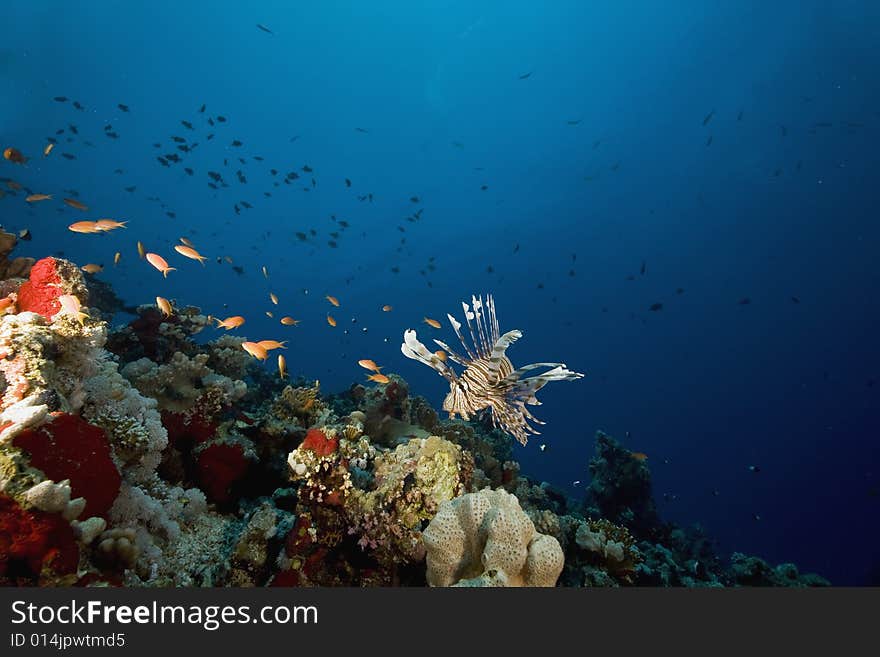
(122, 352), (245, 413)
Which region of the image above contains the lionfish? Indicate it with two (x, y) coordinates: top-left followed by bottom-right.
(401, 294), (584, 445)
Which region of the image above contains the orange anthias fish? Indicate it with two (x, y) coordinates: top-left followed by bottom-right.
(269, 292), (279, 305)
(179, 237), (195, 247)
(0, 296), (16, 314)
(241, 341), (268, 361)
(631, 452), (649, 462)
(174, 244), (208, 265)
(214, 315), (245, 330)
(423, 317), (442, 329)
(137, 241), (146, 259)
(3, 147), (27, 164)
(63, 198), (88, 211)
(6, 180), (22, 190)
(156, 296), (173, 318)
(95, 219), (127, 231)
(114, 252), (121, 266)
(326, 314), (337, 327)
(257, 340), (287, 351)
(434, 350), (447, 362)
(146, 253), (176, 278)
(262, 265), (269, 279)
(366, 373), (390, 384)
(326, 295), (340, 307)
(25, 194), (52, 203)
(278, 354), (287, 379)
(280, 316), (300, 326)
(81, 263), (103, 274)
(382, 305), (393, 312)
(43, 143), (54, 157)
(53, 294), (88, 325)
(358, 359), (382, 372)
(68, 221), (101, 234)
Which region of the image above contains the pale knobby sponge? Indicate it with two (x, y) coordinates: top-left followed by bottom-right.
(422, 487), (564, 587)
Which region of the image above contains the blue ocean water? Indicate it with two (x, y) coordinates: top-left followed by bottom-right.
(1, 1), (877, 584)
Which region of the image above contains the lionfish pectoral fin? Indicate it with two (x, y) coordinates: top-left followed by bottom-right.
(401, 329), (458, 385)
(432, 339), (471, 367)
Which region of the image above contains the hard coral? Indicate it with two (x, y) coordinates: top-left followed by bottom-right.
(345, 436), (471, 566)
(0, 493), (79, 584)
(13, 413), (121, 518)
(423, 487), (564, 587)
(575, 518), (642, 584)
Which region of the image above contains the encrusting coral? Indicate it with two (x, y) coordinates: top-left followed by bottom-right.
(422, 487), (564, 587)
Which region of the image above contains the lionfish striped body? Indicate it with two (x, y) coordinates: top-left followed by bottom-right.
(401, 294), (584, 445)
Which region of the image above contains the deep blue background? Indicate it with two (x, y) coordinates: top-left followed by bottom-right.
(1, 1), (878, 584)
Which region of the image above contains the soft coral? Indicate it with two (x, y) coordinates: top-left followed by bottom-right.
(13, 413), (121, 518)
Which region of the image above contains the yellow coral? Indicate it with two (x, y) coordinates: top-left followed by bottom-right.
(423, 487), (564, 587)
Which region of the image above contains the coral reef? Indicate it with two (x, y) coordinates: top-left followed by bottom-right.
(584, 430), (661, 539)
(0, 243), (831, 588)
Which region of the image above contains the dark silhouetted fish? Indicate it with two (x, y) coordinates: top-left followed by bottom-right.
(703, 109), (714, 126)
(649, 303), (663, 311)
(518, 71), (532, 79)
(256, 23), (273, 34)
(737, 297), (751, 305)
(354, 127), (369, 133)
(118, 103), (130, 112)
(54, 96), (68, 102)
(181, 120), (193, 130)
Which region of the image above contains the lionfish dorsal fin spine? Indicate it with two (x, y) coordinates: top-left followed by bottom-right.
(486, 329), (522, 381)
(471, 295), (491, 357)
(447, 312), (476, 360)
